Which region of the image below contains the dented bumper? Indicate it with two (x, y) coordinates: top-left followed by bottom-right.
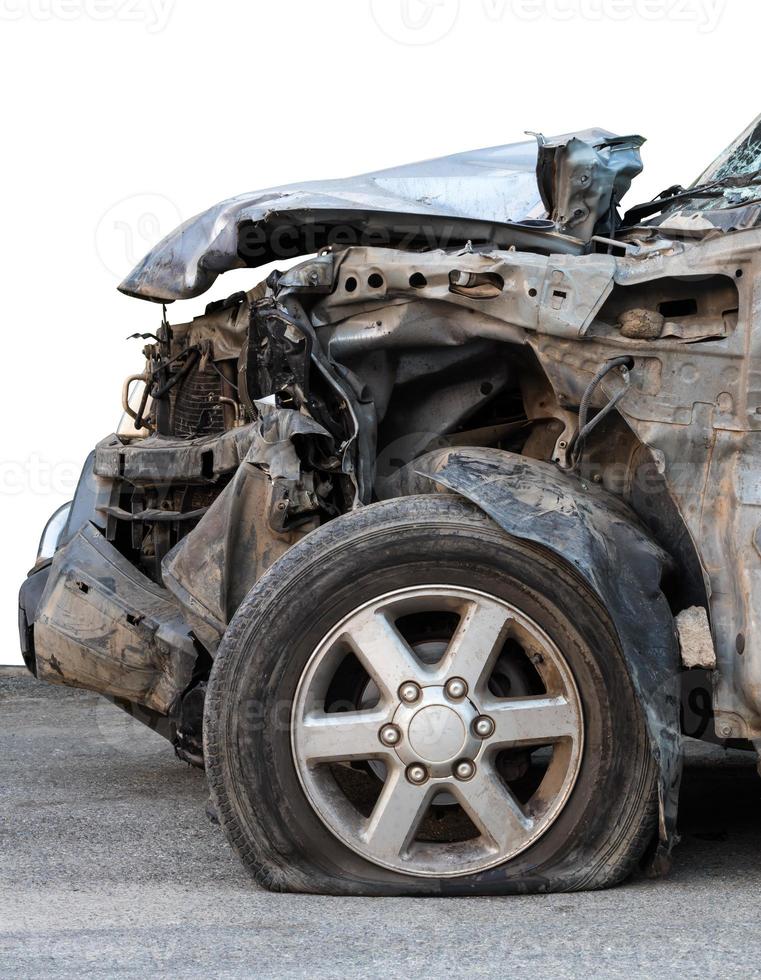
(27, 523), (197, 715)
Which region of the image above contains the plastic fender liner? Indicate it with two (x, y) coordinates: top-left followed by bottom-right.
(413, 447), (681, 869)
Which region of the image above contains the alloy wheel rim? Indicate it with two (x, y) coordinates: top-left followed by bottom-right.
(291, 585), (584, 877)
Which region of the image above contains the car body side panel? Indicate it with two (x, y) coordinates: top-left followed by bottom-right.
(301, 231), (761, 739)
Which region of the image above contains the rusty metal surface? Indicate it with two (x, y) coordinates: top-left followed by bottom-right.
(20, 116), (761, 874)
(296, 231), (760, 745)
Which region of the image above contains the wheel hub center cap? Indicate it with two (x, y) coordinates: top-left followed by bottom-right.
(407, 705), (466, 763)
(391, 686), (481, 775)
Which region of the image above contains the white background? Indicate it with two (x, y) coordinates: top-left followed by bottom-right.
(1, 0), (756, 664)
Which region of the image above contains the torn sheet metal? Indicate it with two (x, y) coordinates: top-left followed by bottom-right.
(247, 399), (332, 480)
(536, 134), (645, 239)
(118, 129), (624, 303)
(162, 405), (330, 644)
(161, 464), (305, 648)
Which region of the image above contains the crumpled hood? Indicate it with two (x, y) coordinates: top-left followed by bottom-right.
(119, 128), (621, 304)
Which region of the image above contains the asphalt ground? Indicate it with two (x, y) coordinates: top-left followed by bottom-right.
(2, 666), (760, 979)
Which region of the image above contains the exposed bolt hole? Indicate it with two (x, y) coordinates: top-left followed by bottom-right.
(409, 272), (427, 289)
(368, 273), (384, 289)
(76, 581), (89, 594)
(449, 270), (504, 298)
(480, 382), (493, 396)
(659, 298), (698, 318)
(345, 276), (358, 293)
(201, 450), (214, 480)
(528, 288), (538, 298)
(736, 269), (744, 278)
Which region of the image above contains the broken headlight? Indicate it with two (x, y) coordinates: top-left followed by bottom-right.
(36, 502), (71, 562)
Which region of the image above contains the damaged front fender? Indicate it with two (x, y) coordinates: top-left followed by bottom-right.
(412, 447), (681, 862)
(161, 403), (332, 648)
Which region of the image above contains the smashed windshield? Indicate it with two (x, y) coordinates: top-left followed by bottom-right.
(698, 114), (761, 185)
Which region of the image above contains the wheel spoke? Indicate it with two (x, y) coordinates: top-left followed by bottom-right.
(300, 709), (391, 763)
(362, 767), (431, 860)
(453, 764), (533, 851)
(486, 696), (579, 748)
(293, 584), (585, 877)
(342, 610), (423, 700)
(436, 597), (513, 693)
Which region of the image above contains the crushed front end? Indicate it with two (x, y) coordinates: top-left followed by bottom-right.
(19, 118), (761, 867)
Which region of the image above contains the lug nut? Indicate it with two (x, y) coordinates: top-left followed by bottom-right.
(473, 715), (495, 739)
(406, 764), (429, 785)
(379, 724), (402, 747)
(399, 682), (421, 704)
(445, 677), (468, 700)
(453, 759), (476, 781)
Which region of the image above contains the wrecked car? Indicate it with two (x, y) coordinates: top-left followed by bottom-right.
(18, 115), (761, 895)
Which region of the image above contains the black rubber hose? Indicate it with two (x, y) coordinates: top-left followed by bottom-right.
(569, 356), (634, 468)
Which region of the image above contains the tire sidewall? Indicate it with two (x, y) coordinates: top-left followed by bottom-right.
(205, 496), (654, 895)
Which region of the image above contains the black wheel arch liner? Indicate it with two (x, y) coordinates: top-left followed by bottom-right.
(412, 447), (681, 866)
